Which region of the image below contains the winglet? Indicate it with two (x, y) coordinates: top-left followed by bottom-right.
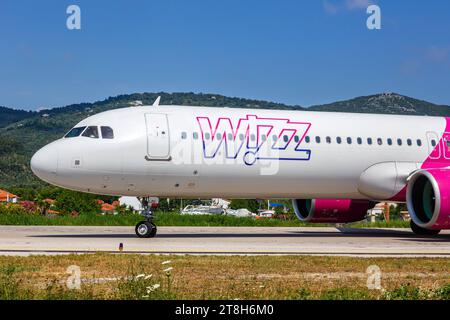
(152, 96), (161, 106)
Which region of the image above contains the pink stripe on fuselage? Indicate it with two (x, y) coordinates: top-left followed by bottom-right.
(421, 117), (450, 169)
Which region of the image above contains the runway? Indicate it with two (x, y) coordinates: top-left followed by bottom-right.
(0, 226), (449, 257)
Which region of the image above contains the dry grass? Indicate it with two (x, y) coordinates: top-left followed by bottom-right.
(0, 254), (449, 300)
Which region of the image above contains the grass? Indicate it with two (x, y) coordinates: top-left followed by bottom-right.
(0, 213), (143, 226)
(0, 254), (448, 300)
(347, 220), (410, 228)
(0, 212), (411, 228)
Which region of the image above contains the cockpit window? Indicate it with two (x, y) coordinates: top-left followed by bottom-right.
(64, 126), (86, 138)
(82, 126), (99, 139)
(101, 126), (114, 139)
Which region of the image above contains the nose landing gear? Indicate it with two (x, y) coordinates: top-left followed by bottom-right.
(135, 197), (158, 238)
(135, 220), (157, 238)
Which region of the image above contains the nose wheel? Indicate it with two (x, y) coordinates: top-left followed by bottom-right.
(135, 197), (158, 238)
(135, 221), (157, 238)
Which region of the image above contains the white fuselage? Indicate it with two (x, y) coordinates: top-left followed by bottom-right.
(30, 105), (448, 200)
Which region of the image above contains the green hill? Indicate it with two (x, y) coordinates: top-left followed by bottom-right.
(0, 92), (449, 188)
(309, 92), (450, 116)
(0, 106), (35, 127)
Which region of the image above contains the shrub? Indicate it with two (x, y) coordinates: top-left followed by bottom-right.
(55, 190), (101, 215)
(384, 284), (422, 300)
(319, 287), (371, 300)
(0, 203), (30, 216)
(433, 283), (450, 300)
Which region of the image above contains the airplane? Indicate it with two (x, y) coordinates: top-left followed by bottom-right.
(30, 97), (450, 238)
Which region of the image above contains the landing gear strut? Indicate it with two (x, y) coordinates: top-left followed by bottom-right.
(135, 198), (158, 238)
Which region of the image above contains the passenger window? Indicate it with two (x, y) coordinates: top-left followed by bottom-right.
(357, 137), (362, 145)
(326, 136), (331, 144)
(65, 126), (86, 138)
(82, 126), (99, 139)
(367, 138), (373, 145)
(262, 134), (267, 141)
(305, 136), (310, 143)
(227, 133), (233, 140)
(417, 139), (422, 146)
(315, 136), (321, 143)
(101, 126), (114, 139)
(387, 138), (393, 146)
(431, 139), (436, 147)
(407, 139), (412, 146)
(205, 133), (210, 140)
(336, 137), (342, 144)
(347, 137), (352, 144)
(239, 134), (245, 141)
(216, 133), (222, 140)
(193, 132), (198, 140)
(294, 136), (300, 143)
(377, 138), (383, 145)
(397, 138), (402, 146)
(283, 135), (289, 142)
(181, 132), (187, 139)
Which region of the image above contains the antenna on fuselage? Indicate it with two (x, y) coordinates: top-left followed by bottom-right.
(152, 96), (161, 106)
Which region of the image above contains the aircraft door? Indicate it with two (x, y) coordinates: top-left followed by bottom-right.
(145, 113), (171, 160)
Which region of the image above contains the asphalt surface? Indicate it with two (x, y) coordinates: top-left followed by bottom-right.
(0, 226), (449, 257)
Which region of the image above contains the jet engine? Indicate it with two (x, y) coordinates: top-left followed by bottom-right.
(292, 199), (373, 223)
(406, 169), (450, 234)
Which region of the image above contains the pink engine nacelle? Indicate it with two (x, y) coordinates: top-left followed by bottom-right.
(292, 199), (373, 223)
(407, 169), (450, 230)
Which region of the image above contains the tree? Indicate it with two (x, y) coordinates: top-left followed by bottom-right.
(390, 203), (407, 220)
(34, 196), (50, 215)
(8, 187), (37, 201)
(229, 199), (260, 213)
(274, 206), (284, 215)
(55, 190), (101, 215)
(38, 186), (64, 200)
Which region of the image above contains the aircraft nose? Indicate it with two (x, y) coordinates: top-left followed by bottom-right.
(30, 144), (58, 182)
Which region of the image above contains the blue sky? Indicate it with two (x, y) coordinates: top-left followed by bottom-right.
(1, 0), (449, 110)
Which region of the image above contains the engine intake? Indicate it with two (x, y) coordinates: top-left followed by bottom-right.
(407, 169), (450, 230)
(292, 199), (372, 223)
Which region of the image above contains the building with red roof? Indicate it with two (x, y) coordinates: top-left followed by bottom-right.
(0, 189), (19, 203)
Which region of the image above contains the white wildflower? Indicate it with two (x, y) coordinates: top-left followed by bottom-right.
(161, 260), (172, 265)
(163, 267), (173, 273)
(146, 283), (161, 293)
